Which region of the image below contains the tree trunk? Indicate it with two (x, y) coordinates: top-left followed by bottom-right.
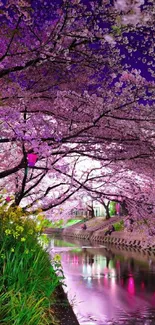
(105, 206), (111, 219)
(103, 201), (111, 219)
(89, 206), (95, 218)
(121, 200), (128, 216)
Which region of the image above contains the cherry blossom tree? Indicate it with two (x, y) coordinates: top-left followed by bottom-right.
(53, 156), (155, 221)
(0, 70), (154, 219)
(0, 0), (155, 221)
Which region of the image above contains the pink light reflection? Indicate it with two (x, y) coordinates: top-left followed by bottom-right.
(103, 274), (109, 287)
(127, 276), (135, 295)
(141, 282), (145, 290)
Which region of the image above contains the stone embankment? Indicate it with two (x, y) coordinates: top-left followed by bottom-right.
(46, 216), (155, 252)
(91, 230), (155, 251)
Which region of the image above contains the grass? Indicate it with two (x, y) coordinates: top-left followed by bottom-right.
(64, 219), (82, 227)
(0, 239), (61, 325)
(0, 202), (63, 325)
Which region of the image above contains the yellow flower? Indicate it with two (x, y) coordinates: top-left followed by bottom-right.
(36, 225), (42, 232)
(16, 225), (24, 233)
(17, 206), (22, 212)
(5, 229), (11, 235)
(25, 249), (29, 254)
(54, 254), (61, 262)
(37, 214), (44, 221)
(13, 231), (20, 238)
(10, 212), (16, 219)
(21, 237), (26, 242)
(28, 229), (33, 235)
(11, 248), (15, 252)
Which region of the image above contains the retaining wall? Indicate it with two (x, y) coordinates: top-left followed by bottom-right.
(62, 229), (155, 251)
(44, 228), (63, 235)
(92, 231), (155, 250)
(63, 228), (93, 240)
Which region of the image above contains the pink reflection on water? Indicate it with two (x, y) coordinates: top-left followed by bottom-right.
(73, 255), (79, 264)
(150, 292), (155, 307)
(141, 281), (145, 290)
(103, 274), (109, 287)
(57, 248), (154, 324)
(103, 267), (109, 274)
(127, 276), (135, 295)
(110, 270), (117, 297)
(116, 260), (120, 269)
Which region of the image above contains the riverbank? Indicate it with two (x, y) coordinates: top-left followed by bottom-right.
(53, 285), (80, 325)
(45, 215), (155, 251)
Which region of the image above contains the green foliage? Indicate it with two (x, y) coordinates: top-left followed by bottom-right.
(109, 201), (116, 216)
(114, 220), (124, 231)
(65, 219), (82, 227)
(0, 198), (47, 254)
(46, 218), (82, 229)
(47, 219), (64, 228)
(0, 195), (62, 324)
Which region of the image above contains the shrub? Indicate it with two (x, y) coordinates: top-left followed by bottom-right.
(114, 220), (124, 231)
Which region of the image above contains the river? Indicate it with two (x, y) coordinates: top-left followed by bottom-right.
(49, 236), (155, 325)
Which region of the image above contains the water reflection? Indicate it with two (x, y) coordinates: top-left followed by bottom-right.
(50, 238), (155, 325)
